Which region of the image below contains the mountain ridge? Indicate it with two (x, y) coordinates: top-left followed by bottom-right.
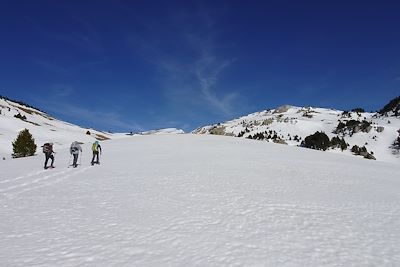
(1, 95), (399, 163)
(193, 97), (400, 163)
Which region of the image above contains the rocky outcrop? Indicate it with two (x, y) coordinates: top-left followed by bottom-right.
(273, 105), (292, 114)
(209, 126), (227, 136)
(379, 96), (400, 117)
(351, 145), (376, 160)
(262, 118), (274, 126)
(334, 120), (372, 135)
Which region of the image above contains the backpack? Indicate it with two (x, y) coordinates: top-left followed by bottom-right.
(70, 146), (78, 154)
(70, 142), (79, 154)
(43, 143), (52, 153)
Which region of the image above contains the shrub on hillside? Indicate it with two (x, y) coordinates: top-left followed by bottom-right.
(293, 135), (301, 142)
(391, 137), (400, 149)
(334, 120), (372, 135)
(12, 129), (37, 158)
(391, 130), (400, 155)
(14, 113), (27, 120)
(351, 145), (376, 160)
(330, 136), (348, 151)
(341, 111), (351, 118)
(301, 131), (330, 151)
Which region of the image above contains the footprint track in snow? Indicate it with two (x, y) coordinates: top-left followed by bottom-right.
(0, 169), (72, 193)
(0, 169), (47, 184)
(1, 167), (91, 200)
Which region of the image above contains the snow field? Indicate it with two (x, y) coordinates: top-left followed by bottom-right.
(0, 134), (399, 266)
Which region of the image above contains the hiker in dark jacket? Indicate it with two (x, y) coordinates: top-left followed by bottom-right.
(91, 141), (102, 165)
(42, 143), (55, 169)
(70, 141), (82, 168)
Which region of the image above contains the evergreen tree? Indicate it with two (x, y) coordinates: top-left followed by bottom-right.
(12, 129), (37, 158)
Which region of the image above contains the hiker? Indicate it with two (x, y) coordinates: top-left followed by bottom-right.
(42, 142), (55, 169)
(70, 141), (82, 168)
(91, 140), (102, 165)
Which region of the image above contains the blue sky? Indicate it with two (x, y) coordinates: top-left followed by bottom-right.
(1, 0), (399, 132)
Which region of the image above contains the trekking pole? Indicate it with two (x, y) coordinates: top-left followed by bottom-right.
(68, 154), (72, 168)
(79, 152), (82, 166)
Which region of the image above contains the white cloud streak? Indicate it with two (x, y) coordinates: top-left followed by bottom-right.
(194, 55), (238, 115)
(127, 7), (240, 117)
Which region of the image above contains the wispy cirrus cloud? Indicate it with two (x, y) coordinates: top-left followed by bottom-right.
(193, 54), (238, 115)
(127, 6), (240, 117)
(166, 54), (239, 117)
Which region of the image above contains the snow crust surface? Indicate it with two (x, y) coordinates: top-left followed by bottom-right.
(1, 134), (399, 266)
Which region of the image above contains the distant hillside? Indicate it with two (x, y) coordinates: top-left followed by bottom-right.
(0, 95), (46, 113)
(0, 96), (114, 158)
(2, 94), (399, 163)
(0, 96), (186, 159)
(193, 98), (400, 163)
(138, 128), (185, 135)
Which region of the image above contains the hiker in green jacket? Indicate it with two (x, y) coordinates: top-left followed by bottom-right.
(91, 141), (102, 165)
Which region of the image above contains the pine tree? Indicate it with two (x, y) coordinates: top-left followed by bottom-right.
(12, 129), (37, 158)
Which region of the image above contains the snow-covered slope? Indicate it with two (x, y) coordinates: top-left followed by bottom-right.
(138, 128), (185, 135)
(193, 105), (400, 163)
(0, 97), (113, 158)
(0, 97), (185, 158)
(0, 134), (399, 266)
